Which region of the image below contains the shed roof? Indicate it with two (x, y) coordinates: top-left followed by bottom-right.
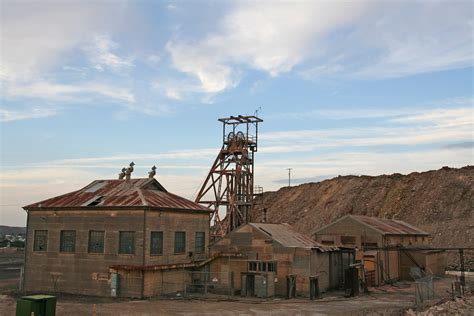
(315, 215), (429, 236)
(23, 178), (210, 212)
(249, 223), (337, 252)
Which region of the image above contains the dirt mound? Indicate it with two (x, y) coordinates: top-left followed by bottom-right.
(252, 166), (474, 266)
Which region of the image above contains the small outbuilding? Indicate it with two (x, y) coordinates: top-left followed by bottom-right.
(208, 223), (343, 298)
(313, 215), (445, 286)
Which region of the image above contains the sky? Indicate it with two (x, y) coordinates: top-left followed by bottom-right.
(0, 0), (473, 226)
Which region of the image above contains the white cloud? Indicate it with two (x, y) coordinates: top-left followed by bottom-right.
(84, 35), (133, 71)
(166, 1), (367, 95)
(0, 107), (58, 122)
(166, 1), (473, 96)
(260, 105), (473, 150)
(4, 81), (135, 103)
(0, 1), (128, 81)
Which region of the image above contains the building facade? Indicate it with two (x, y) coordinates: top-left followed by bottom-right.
(22, 177), (211, 297)
(313, 215), (442, 286)
(207, 223), (340, 297)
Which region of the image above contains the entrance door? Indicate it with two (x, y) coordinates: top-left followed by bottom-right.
(246, 274), (255, 297)
(309, 277), (320, 300)
(286, 275), (296, 298)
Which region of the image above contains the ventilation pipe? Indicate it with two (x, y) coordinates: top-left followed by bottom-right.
(118, 168), (127, 180)
(125, 162), (135, 180)
(148, 165), (157, 178)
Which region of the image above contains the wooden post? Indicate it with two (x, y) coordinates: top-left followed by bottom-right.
(92, 304), (97, 316)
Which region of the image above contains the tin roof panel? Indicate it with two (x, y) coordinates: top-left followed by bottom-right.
(24, 178), (210, 212)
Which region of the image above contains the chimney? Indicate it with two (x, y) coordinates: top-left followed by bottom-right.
(125, 162), (135, 180)
(118, 168), (127, 180)
(148, 165), (157, 178)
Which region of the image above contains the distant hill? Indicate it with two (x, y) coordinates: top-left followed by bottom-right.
(252, 166), (473, 267)
(0, 226), (26, 236)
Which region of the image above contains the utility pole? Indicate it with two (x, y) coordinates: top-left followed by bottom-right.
(287, 168), (292, 186)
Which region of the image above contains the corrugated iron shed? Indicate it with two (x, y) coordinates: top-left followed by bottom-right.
(350, 215), (429, 236)
(23, 178), (210, 212)
(250, 223), (337, 252)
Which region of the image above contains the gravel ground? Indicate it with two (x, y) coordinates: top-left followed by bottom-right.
(0, 277), (462, 316)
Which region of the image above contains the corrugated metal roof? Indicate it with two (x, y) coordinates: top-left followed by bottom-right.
(24, 178), (210, 212)
(249, 223), (337, 252)
(350, 215), (429, 235)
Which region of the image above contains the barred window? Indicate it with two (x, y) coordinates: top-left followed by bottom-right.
(248, 261), (277, 272)
(174, 232), (186, 254)
(195, 232), (205, 254)
(119, 231), (135, 254)
(33, 230), (48, 252)
(88, 231), (105, 253)
(60, 230), (76, 252)
(150, 231), (163, 255)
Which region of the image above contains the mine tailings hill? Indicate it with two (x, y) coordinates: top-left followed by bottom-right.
(252, 166), (473, 265)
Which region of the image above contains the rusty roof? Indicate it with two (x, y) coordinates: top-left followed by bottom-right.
(24, 178), (210, 212)
(332, 215), (428, 236)
(249, 223), (337, 252)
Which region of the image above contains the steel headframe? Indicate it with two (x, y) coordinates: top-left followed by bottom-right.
(195, 115), (263, 239)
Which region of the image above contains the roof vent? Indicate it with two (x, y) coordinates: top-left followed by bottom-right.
(125, 162), (135, 181)
(84, 196), (104, 207)
(148, 165), (157, 178)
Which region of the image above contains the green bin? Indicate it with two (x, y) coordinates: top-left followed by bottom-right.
(16, 295), (56, 316)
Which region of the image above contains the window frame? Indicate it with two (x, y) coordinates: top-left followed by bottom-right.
(247, 260), (277, 273)
(174, 231), (186, 254)
(88, 230), (105, 254)
(119, 231), (135, 255)
(150, 231), (163, 256)
(195, 232), (205, 254)
(33, 230), (48, 252)
(59, 230), (76, 253)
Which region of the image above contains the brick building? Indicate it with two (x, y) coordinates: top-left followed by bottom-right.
(313, 215), (445, 286)
(207, 223), (342, 297)
(22, 175), (211, 298)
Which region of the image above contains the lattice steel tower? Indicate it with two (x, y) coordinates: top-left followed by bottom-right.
(195, 115), (263, 238)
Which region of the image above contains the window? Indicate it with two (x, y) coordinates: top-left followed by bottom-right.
(119, 231), (135, 254)
(341, 236), (356, 245)
(88, 231), (105, 253)
(174, 232), (186, 254)
(60, 230), (76, 252)
(248, 261), (277, 273)
(150, 231), (163, 255)
(195, 232), (205, 254)
(33, 230), (48, 251)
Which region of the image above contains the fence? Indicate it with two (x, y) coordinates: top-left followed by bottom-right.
(160, 271), (235, 297)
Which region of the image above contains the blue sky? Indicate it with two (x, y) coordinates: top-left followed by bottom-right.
(1, 1), (473, 226)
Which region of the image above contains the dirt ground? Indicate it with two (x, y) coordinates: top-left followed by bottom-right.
(1, 276), (469, 316)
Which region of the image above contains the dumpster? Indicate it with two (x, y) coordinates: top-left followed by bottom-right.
(16, 295), (56, 316)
